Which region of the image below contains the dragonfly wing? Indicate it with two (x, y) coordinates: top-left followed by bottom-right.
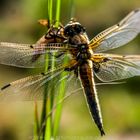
(0, 42), (73, 68)
(0, 65), (70, 100)
(92, 54), (140, 82)
(0, 42), (36, 68)
(89, 9), (140, 52)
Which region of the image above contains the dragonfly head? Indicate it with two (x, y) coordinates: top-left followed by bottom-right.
(64, 19), (86, 37)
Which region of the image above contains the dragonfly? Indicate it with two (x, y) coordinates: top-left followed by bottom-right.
(1, 9), (140, 136)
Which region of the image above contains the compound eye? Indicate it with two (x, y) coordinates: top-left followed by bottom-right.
(64, 26), (74, 37)
(74, 24), (86, 34)
(64, 26), (69, 36)
(74, 25), (82, 33)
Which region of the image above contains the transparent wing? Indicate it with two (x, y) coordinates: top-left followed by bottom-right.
(0, 42), (74, 68)
(0, 65), (73, 101)
(89, 9), (140, 52)
(92, 54), (140, 82)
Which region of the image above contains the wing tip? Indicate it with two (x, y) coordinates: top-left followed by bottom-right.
(1, 84), (11, 90)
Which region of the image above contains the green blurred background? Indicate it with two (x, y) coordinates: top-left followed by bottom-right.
(0, 0), (140, 140)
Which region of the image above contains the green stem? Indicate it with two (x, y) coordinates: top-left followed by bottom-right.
(44, 0), (53, 139)
(34, 101), (40, 140)
(52, 0), (64, 137)
(39, 0), (75, 139)
(48, 0), (53, 24)
(40, 87), (47, 140)
(68, 0), (75, 19)
(53, 72), (67, 137)
(53, 0), (75, 137)
(41, 0), (53, 139)
(55, 0), (61, 27)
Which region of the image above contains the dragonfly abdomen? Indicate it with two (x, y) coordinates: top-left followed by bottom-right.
(79, 60), (105, 136)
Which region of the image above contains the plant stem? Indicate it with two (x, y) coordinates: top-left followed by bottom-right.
(34, 101), (40, 140)
(44, 0), (53, 139)
(48, 0), (53, 24)
(40, 0), (53, 139)
(53, 0), (75, 137)
(38, 0), (75, 139)
(55, 0), (61, 27)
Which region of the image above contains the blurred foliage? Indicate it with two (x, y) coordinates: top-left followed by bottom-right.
(0, 0), (140, 140)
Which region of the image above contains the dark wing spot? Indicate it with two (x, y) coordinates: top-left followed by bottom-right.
(1, 84), (11, 90)
(103, 57), (110, 62)
(41, 72), (45, 76)
(30, 45), (34, 48)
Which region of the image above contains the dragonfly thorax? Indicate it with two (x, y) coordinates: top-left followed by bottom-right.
(76, 44), (92, 60)
(64, 21), (92, 60)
